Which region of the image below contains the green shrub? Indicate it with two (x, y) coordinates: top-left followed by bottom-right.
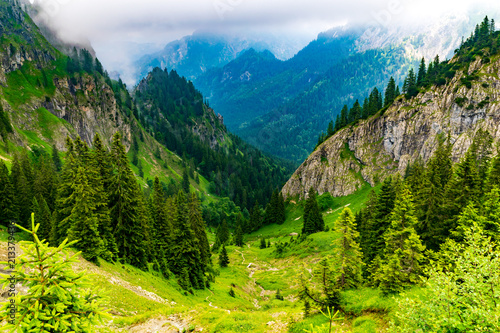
(388, 223), (500, 332)
(0, 214), (108, 332)
(454, 96), (468, 107)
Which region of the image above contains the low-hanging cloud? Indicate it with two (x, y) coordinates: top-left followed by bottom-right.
(32, 0), (498, 41)
(29, 0), (499, 85)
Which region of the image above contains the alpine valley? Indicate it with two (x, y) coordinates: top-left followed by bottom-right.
(0, 1), (500, 333)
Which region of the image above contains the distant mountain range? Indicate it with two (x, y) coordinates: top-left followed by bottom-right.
(134, 30), (311, 83)
(192, 13), (497, 162)
(114, 10), (500, 163)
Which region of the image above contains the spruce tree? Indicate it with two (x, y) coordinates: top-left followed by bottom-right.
(0, 215), (108, 331)
(216, 219), (230, 244)
(416, 57), (427, 87)
(189, 192), (211, 271)
(11, 154), (32, 227)
(485, 152), (500, 192)
(480, 186), (500, 243)
(182, 167), (190, 194)
(384, 77), (397, 107)
(218, 244), (229, 268)
(452, 203), (486, 241)
(339, 105), (348, 128)
(371, 177), (396, 258)
(265, 190), (278, 225)
(54, 138), (79, 245)
(109, 132), (147, 269)
(92, 133), (113, 194)
(233, 213), (244, 247)
(417, 137), (452, 249)
(150, 177), (171, 275)
(33, 155), (58, 211)
(443, 148), (481, 233)
(32, 196), (52, 243)
(249, 201), (262, 232)
(66, 167), (105, 263)
(302, 187), (324, 235)
(357, 190), (378, 267)
(171, 190), (205, 289)
(0, 160), (15, 226)
(333, 207), (364, 289)
(260, 237), (267, 249)
(376, 185), (425, 294)
(51, 143), (62, 172)
(277, 192), (286, 225)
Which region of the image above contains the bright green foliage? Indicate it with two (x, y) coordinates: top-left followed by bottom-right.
(109, 133), (147, 269)
(304, 308), (343, 333)
(218, 244), (229, 268)
(482, 186), (500, 243)
(389, 222), (500, 332)
(469, 129), (493, 187)
(333, 208), (363, 290)
(486, 151), (500, 191)
(375, 185), (425, 295)
(0, 160), (15, 226)
(452, 203), (486, 241)
(302, 187), (324, 235)
(0, 215), (108, 332)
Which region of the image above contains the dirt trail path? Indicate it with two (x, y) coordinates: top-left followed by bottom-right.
(235, 249), (245, 264)
(124, 315), (186, 332)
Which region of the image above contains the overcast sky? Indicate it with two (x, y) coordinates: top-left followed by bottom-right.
(30, 0), (499, 83)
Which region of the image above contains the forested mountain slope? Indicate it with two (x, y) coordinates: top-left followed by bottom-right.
(283, 20), (500, 199)
(196, 17), (489, 162)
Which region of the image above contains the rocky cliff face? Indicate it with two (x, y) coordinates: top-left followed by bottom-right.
(282, 56), (500, 199)
(0, 0), (131, 151)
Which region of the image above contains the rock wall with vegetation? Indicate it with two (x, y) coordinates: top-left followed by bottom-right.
(283, 54), (500, 199)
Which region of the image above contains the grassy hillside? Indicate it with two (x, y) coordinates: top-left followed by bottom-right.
(0, 184), (406, 332)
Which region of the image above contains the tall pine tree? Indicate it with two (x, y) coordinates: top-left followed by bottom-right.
(375, 185), (425, 295)
(109, 133), (147, 269)
(333, 207), (364, 289)
(0, 160), (15, 226)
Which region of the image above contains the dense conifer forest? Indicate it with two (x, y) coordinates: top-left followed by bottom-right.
(1, 1), (500, 330)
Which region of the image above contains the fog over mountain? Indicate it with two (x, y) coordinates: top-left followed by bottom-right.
(28, 0), (499, 86)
